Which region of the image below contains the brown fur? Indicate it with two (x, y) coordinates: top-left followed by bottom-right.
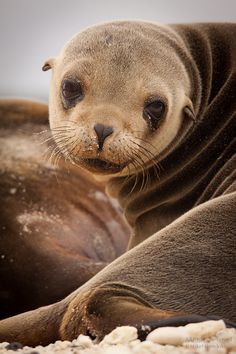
(0, 99), (129, 319)
(0, 21), (235, 345)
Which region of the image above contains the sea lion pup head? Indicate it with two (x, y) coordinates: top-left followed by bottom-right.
(44, 21), (195, 178)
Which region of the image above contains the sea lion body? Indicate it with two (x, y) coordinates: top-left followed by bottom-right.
(0, 100), (129, 318)
(0, 21), (235, 345)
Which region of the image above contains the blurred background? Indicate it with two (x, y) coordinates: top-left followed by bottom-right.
(0, 0), (235, 101)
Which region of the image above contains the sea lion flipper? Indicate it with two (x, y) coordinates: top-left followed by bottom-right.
(60, 287), (183, 341)
(0, 300), (67, 346)
(60, 288), (221, 340)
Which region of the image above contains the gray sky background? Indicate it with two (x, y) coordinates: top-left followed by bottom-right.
(0, 0), (235, 101)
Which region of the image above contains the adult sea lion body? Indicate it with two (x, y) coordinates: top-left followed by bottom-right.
(0, 99), (129, 319)
(0, 21), (235, 345)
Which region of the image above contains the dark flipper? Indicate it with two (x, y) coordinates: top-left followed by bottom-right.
(136, 315), (236, 340)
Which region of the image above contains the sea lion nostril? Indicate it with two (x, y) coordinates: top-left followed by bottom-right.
(94, 123), (114, 151)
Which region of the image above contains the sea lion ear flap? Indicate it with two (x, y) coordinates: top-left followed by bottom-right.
(42, 58), (55, 72)
(184, 97), (196, 123)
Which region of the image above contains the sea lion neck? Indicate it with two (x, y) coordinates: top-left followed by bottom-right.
(106, 23), (236, 247)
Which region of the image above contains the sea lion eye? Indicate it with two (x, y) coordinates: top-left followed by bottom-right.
(61, 79), (83, 101)
(143, 99), (165, 131)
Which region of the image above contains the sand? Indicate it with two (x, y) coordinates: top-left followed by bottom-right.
(1, 320), (235, 353)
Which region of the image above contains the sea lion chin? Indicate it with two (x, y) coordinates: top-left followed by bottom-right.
(79, 158), (129, 174)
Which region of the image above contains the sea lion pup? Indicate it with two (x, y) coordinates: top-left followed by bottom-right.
(0, 21), (235, 346)
(0, 99), (129, 319)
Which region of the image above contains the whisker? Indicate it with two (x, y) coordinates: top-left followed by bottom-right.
(125, 151), (141, 195)
(34, 129), (51, 136)
(125, 136), (162, 188)
(132, 138), (162, 170)
(129, 146), (147, 193)
(133, 135), (158, 153)
(131, 140), (161, 176)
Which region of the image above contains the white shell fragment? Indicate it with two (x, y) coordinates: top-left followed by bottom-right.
(147, 326), (189, 345)
(185, 319), (226, 338)
(147, 320), (226, 345)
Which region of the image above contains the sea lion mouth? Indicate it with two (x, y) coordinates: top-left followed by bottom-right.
(81, 158), (129, 174)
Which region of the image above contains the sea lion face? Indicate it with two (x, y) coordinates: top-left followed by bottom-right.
(45, 22), (192, 177)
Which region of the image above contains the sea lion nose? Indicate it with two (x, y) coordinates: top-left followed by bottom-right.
(94, 123), (114, 152)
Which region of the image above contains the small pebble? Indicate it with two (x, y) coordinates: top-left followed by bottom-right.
(6, 342), (23, 350)
(101, 326), (137, 345)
